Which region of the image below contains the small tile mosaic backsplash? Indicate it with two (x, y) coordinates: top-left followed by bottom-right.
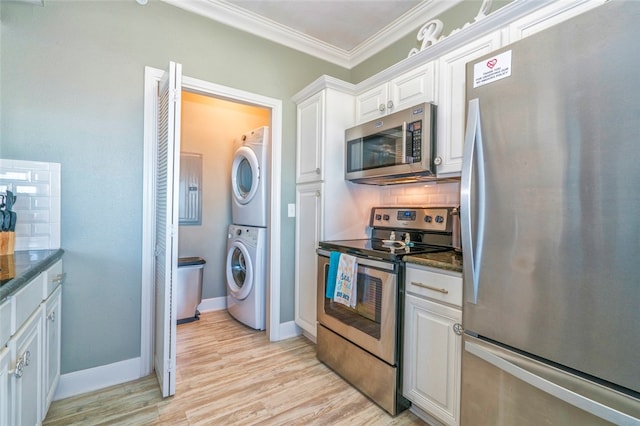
(0, 159), (61, 250)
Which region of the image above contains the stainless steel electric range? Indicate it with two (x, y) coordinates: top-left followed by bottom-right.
(316, 206), (460, 415)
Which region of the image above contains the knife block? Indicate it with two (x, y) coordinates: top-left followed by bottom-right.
(0, 253), (15, 280)
(0, 232), (15, 255)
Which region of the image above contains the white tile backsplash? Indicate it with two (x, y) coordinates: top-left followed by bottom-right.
(0, 159), (61, 250)
(380, 180), (460, 207)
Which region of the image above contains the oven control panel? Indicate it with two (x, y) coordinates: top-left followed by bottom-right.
(370, 207), (454, 232)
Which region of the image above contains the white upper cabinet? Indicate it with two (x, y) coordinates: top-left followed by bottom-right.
(507, 0), (608, 43)
(296, 91), (325, 184)
(355, 62), (436, 124)
(436, 30), (503, 177)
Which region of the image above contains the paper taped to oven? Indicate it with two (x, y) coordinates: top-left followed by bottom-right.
(334, 253), (358, 308)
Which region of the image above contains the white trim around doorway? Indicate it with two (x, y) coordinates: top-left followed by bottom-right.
(141, 66), (285, 377)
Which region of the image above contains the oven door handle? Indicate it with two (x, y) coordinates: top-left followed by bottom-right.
(317, 249), (396, 272)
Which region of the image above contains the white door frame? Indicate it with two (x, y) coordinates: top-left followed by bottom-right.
(141, 66), (283, 376)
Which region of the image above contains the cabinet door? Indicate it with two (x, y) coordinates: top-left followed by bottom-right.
(0, 347), (10, 426)
(436, 31), (502, 176)
(9, 309), (42, 426)
(296, 91), (325, 183)
(43, 286), (61, 414)
(354, 83), (389, 124)
(508, 0), (606, 42)
(294, 182), (323, 339)
(404, 294), (462, 426)
(390, 62), (436, 112)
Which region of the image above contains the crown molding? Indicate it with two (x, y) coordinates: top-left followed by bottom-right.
(160, 0), (463, 69)
(349, 0), (464, 67)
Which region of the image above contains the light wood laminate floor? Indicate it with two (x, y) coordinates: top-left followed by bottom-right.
(44, 310), (426, 425)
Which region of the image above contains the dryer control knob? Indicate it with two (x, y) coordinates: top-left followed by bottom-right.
(241, 135), (247, 141)
(236, 229), (242, 236)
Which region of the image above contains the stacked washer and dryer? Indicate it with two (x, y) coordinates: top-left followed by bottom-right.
(226, 126), (269, 330)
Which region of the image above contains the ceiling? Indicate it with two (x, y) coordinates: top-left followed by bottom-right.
(160, 0), (463, 69)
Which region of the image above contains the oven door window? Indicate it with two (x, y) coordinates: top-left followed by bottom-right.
(323, 263), (384, 339)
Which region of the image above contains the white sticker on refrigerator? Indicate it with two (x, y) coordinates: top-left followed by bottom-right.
(473, 50), (512, 88)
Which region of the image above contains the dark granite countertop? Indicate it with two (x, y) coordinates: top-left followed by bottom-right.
(0, 249), (65, 303)
(404, 250), (463, 273)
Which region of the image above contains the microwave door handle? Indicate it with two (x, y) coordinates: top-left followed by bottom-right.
(402, 121), (408, 163)
(461, 98), (486, 304)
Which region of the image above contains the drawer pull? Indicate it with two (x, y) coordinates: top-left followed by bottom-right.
(52, 272), (66, 285)
(12, 358), (24, 378)
(410, 281), (449, 294)
(12, 351), (31, 379)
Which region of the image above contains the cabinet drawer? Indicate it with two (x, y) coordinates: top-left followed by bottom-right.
(405, 265), (462, 307)
(43, 259), (64, 299)
(0, 301), (10, 346)
(11, 273), (45, 335)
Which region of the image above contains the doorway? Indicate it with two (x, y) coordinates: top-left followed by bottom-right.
(141, 66), (284, 378)
(178, 91), (270, 318)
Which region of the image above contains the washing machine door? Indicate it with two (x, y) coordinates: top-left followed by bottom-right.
(226, 240), (254, 300)
(231, 146), (260, 206)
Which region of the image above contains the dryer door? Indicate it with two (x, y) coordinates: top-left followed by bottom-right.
(231, 146), (260, 206)
(226, 240), (254, 300)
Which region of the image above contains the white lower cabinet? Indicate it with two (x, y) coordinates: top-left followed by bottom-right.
(294, 182), (323, 338)
(403, 265), (462, 426)
(9, 308), (43, 426)
(1, 257), (63, 426)
(0, 347), (10, 426)
(43, 286), (62, 414)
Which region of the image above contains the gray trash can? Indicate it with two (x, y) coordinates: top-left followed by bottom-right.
(176, 257), (206, 324)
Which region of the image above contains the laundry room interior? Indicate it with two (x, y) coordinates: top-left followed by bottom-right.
(177, 90), (270, 330)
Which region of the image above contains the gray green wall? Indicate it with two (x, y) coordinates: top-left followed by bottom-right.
(0, 0), (349, 374)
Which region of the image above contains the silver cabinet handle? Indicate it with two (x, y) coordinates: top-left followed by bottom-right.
(13, 357), (24, 378)
(387, 100), (394, 109)
(315, 190), (321, 197)
(434, 156), (442, 166)
(48, 311), (56, 322)
(453, 323), (464, 335)
(12, 350), (31, 379)
(52, 272), (66, 285)
(315, 167), (321, 174)
(378, 104), (385, 112)
(410, 281), (448, 294)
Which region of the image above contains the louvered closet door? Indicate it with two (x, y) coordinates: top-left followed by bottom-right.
(154, 61), (182, 398)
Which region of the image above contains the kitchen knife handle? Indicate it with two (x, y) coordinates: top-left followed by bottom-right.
(461, 99), (486, 304)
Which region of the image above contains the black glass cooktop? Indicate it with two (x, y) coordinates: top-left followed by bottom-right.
(318, 238), (448, 261)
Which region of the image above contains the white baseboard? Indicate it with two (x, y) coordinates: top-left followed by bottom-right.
(277, 320), (302, 341)
(54, 357), (142, 401)
(53, 306), (295, 401)
(197, 296), (226, 312)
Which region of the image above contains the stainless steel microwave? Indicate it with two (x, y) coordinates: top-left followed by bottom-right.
(345, 102), (436, 185)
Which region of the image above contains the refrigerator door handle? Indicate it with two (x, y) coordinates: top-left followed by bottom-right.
(465, 340), (640, 425)
(461, 98), (485, 304)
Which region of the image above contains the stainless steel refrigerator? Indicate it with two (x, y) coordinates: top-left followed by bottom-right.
(460, 2), (640, 425)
